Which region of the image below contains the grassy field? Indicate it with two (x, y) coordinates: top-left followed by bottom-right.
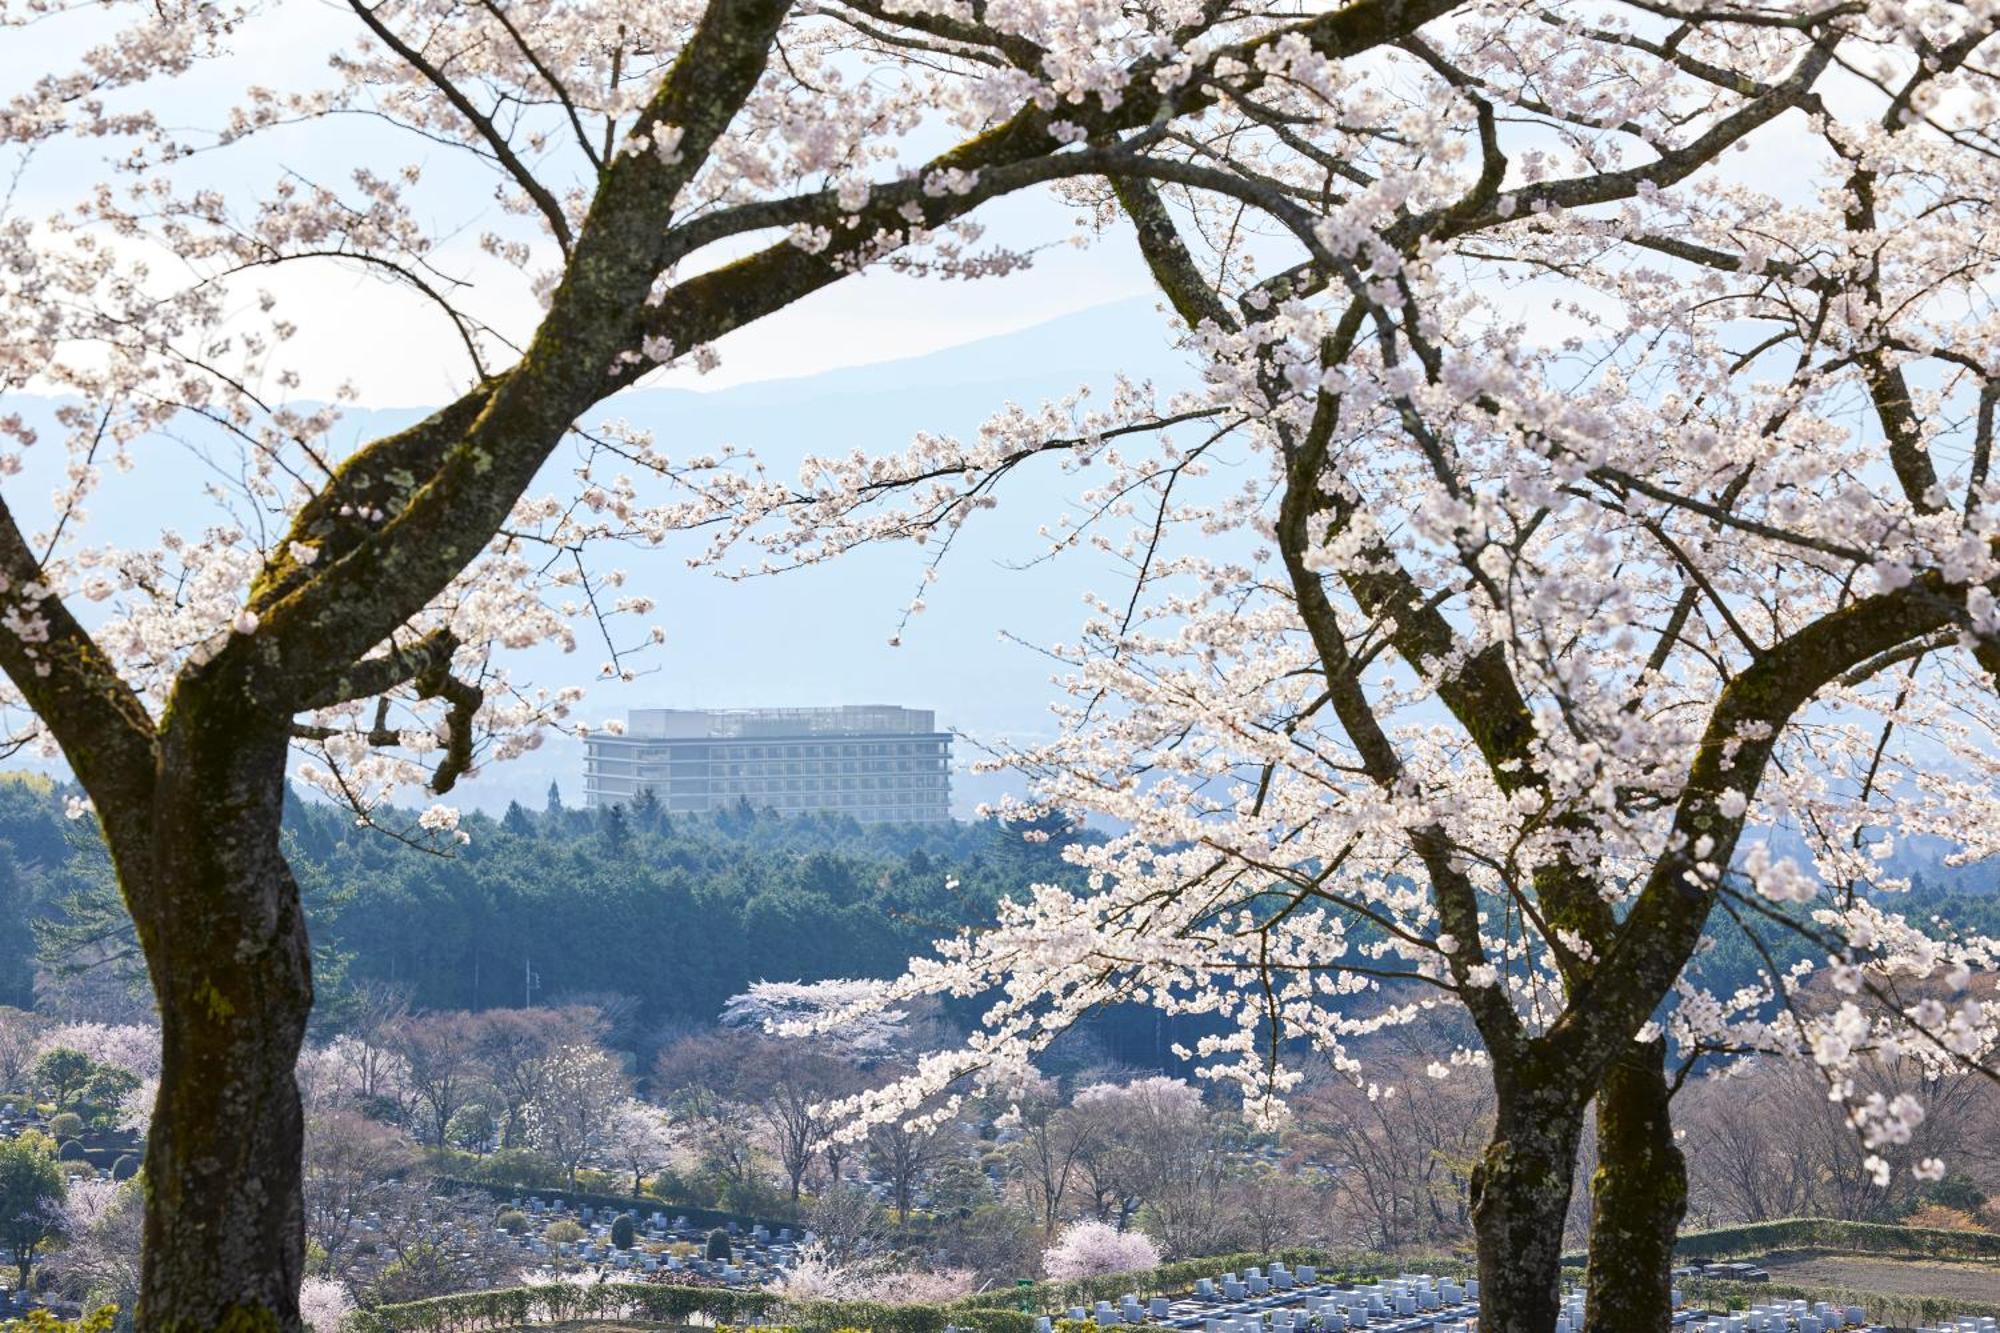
(1756, 1251), (2000, 1306)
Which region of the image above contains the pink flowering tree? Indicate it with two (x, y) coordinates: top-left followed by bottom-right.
(660, 5), (2000, 1330)
(721, 979), (911, 1060)
(37, 1023), (161, 1082)
(295, 1277), (354, 1333)
(775, 1241), (975, 1306)
(1041, 1219), (1162, 1282)
(0, 1), (1512, 1326)
(603, 1098), (677, 1197)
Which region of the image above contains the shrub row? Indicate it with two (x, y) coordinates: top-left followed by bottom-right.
(1672, 1218), (2000, 1263)
(353, 1283), (1039, 1333)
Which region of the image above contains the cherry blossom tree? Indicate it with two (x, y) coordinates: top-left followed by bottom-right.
(523, 1042), (627, 1189)
(774, 1241), (975, 1305)
(652, 1034), (764, 1197)
(47, 1176), (146, 1319)
(661, 5), (2000, 1329)
(1040, 1218), (1162, 1281)
(1073, 1077), (1232, 1246)
(722, 980), (911, 1061)
(296, 1278), (355, 1333)
(603, 1098), (676, 1196)
(301, 1109), (417, 1280)
(35, 1023), (161, 1082)
(1000, 1075), (1105, 1240)
(469, 1005), (601, 1150)
(0, 1008), (43, 1091)
(0, 0), (1499, 1326)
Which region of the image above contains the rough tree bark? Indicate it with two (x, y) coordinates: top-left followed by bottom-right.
(135, 678), (311, 1333)
(1583, 1040), (1687, 1333)
(1468, 1065), (1590, 1333)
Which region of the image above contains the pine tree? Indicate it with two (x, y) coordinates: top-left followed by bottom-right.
(501, 801), (535, 838)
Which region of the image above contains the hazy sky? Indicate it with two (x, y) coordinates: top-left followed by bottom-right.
(0, 2), (1864, 816)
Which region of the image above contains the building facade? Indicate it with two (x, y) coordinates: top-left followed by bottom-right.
(583, 706), (952, 822)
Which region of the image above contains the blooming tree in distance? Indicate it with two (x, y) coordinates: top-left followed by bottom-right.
(722, 978), (911, 1060)
(295, 1277), (354, 1333)
(1041, 1219), (1163, 1282)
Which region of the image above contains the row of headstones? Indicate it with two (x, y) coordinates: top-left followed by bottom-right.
(0, 1113), (52, 1149)
(502, 1238), (764, 1286)
(1685, 1303), (1868, 1333)
(1666, 1267), (1996, 1333)
(1194, 1261), (1332, 1301)
(1612, 1297), (1883, 1333)
(508, 1198), (806, 1248)
(1194, 1269), (1474, 1317)
(1039, 1276), (1994, 1333)
(503, 1201), (803, 1264)
(543, 1246), (785, 1286)
(1048, 1270), (1478, 1331)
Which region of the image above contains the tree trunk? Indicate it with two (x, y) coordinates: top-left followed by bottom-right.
(130, 696), (311, 1333)
(1470, 1075), (1586, 1333)
(1584, 1040), (1687, 1333)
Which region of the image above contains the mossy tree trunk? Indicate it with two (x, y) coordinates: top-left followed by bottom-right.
(1469, 1064), (1589, 1333)
(1583, 1040), (1687, 1333)
(125, 671), (312, 1333)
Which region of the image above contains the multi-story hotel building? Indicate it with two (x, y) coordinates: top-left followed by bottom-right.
(582, 706), (953, 822)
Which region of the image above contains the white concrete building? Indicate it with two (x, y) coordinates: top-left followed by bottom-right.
(583, 706), (953, 822)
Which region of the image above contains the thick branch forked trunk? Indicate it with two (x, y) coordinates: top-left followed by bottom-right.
(128, 702), (312, 1333)
(1584, 1040), (1687, 1333)
(1470, 1078), (1586, 1333)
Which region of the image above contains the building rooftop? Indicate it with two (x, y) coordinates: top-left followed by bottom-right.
(619, 706), (943, 741)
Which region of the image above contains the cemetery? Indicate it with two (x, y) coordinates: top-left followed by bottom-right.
(348, 1253), (2000, 1333)
(475, 1196), (806, 1286)
(1019, 1264), (1997, 1333)
(5, 1031), (1998, 1333)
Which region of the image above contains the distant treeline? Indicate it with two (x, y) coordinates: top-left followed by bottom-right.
(304, 786), (1088, 1029)
(0, 775), (1220, 1064)
(2, 771), (1992, 1066)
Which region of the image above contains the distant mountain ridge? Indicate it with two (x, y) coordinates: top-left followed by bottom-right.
(0, 298), (1191, 815)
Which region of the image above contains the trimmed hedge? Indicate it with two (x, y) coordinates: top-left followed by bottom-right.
(352, 1282), (1039, 1333)
(435, 1177), (789, 1237)
(1672, 1218), (2000, 1264)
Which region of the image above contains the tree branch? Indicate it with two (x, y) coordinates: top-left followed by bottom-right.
(0, 494), (158, 853)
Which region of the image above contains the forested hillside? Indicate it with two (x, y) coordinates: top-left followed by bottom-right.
(0, 773), (1084, 1036)
(5, 768), (1995, 1071)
